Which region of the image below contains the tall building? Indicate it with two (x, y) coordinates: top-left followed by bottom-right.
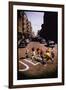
(17, 11), (32, 40)
(38, 11), (58, 43)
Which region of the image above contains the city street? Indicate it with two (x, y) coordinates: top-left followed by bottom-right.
(18, 42), (58, 79)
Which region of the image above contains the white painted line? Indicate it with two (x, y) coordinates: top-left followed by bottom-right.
(19, 59), (40, 72)
(19, 61), (29, 71)
(24, 59), (40, 66)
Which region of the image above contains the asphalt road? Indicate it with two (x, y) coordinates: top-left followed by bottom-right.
(17, 42), (58, 80)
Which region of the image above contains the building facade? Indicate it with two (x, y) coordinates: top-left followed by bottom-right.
(17, 11), (32, 40)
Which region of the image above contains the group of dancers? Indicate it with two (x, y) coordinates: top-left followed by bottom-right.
(25, 47), (54, 65)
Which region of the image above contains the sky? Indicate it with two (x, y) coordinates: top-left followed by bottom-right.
(25, 11), (44, 36)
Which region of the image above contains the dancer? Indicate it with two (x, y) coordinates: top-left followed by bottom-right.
(25, 48), (29, 58)
(44, 48), (54, 63)
(31, 47), (36, 60)
(40, 51), (46, 64)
